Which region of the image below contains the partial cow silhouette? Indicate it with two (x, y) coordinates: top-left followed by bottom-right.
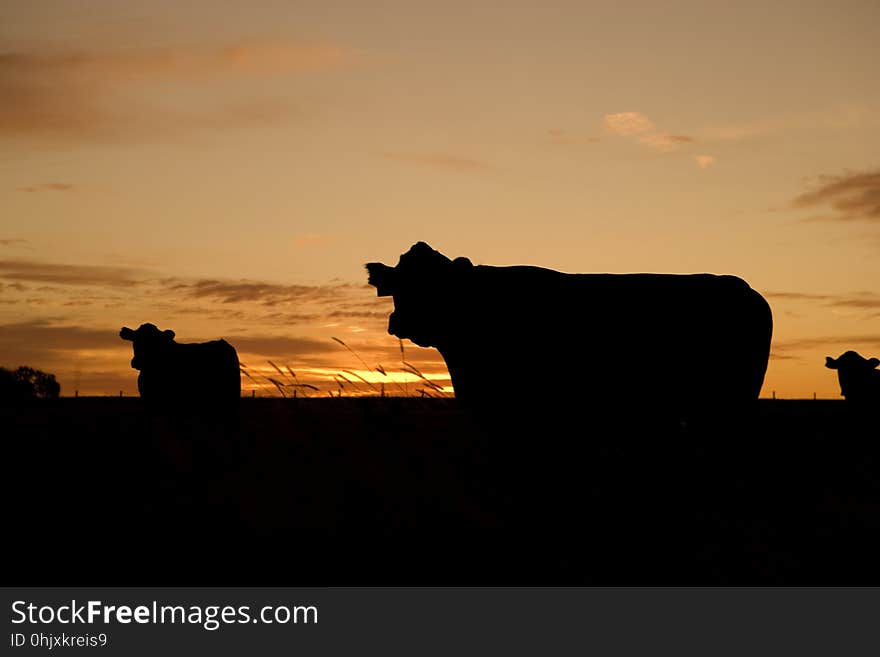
(120, 323), (240, 403)
(367, 242), (773, 424)
(826, 351), (880, 404)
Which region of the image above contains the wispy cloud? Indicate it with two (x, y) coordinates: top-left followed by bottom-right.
(0, 238), (31, 248)
(765, 291), (833, 302)
(224, 333), (337, 358)
(773, 334), (880, 353)
(695, 155), (716, 169)
(0, 256), (374, 310)
(165, 279), (358, 306)
(380, 152), (493, 173)
(0, 42), (349, 83)
(259, 311), (322, 324)
(0, 259), (149, 286)
(828, 297), (880, 310)
(637, 133), (693, 152)
(326, 309), (387, 320)
(0, 320), (117, 352)
(769, 352), (801, 361)
(604, 111), (696, 154)
(604, 112), (655, 136)
(791, 169), (880, 222)
(766, 290), (880, 316)
(0, 41), (355, 142)
(17, 182), (74, 192)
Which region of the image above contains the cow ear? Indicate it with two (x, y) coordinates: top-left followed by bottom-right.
(869, 358), (880, 369)
(163, 329), (176, 341)
(120, 327), (136, 341)
(453, 257), (473, 269)
(825, 356), (838, 369)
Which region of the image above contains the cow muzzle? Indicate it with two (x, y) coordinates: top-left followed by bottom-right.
(387, 311), (434, 347)
(388, 311), (402, 338)
(366, 263), (397, 297)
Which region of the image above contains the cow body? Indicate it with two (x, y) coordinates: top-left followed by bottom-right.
(120, 323), (241, 403)
(367, 242), (773, 423)
(826, 351), (880, 404)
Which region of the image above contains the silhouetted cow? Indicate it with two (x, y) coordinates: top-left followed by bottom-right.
(367, 242), (773, 423)
(826, 351), (880, 404)
(120, 323), (240, 402)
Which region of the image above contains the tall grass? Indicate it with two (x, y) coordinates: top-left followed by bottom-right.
(242, 338), (450, 399)
(241, 361), (318, 398)
(331, 336), (449, 398)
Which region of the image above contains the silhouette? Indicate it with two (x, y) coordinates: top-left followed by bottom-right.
(826, 351), (880, 403)
(366, 242), (773, 423)
(0, 365), (60, 401)
(119, 323), (240, 402)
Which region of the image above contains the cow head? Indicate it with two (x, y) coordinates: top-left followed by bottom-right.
(825, 350), (879, 398)
(120, 323), (176, 371)
(366, 242), (473, 348)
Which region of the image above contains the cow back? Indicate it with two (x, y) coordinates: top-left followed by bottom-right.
(431, 265), (772, 421)
(137, 339), (240, 404)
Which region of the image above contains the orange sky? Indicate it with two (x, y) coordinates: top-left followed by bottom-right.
(1, 0), (879, 398)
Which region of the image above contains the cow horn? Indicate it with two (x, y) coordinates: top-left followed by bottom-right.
(366, 262), (397, 297)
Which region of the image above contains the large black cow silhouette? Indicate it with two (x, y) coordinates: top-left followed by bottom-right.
(367, 242), (773, 422)
(826, 351), (880, 404)
(120, 323), (240, 402)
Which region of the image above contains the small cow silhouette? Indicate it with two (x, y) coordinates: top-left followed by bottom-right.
(826, 351), (880, 403)
(120, 323), (240, 402)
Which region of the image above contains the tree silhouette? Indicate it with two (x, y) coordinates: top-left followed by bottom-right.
(0, 366), (60, 400)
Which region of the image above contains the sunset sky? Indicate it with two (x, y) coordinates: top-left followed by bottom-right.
(1, 0), (879, 398)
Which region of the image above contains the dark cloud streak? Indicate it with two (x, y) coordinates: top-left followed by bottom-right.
(766, 290), (880, 313)
(774, 334), (880, 352)
(0, 42), (353, 142)
(0, 320), (122, 356)
(792, 169), (880, 222)
(167, 279), (359, 305)
(765, 291), (832, 301)
(0, 259), (148, 286)
(0, 238), (31, 248)
(17, 182), (74, 192)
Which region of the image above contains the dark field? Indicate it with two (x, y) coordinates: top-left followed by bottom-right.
(4, 397), (879, 584)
